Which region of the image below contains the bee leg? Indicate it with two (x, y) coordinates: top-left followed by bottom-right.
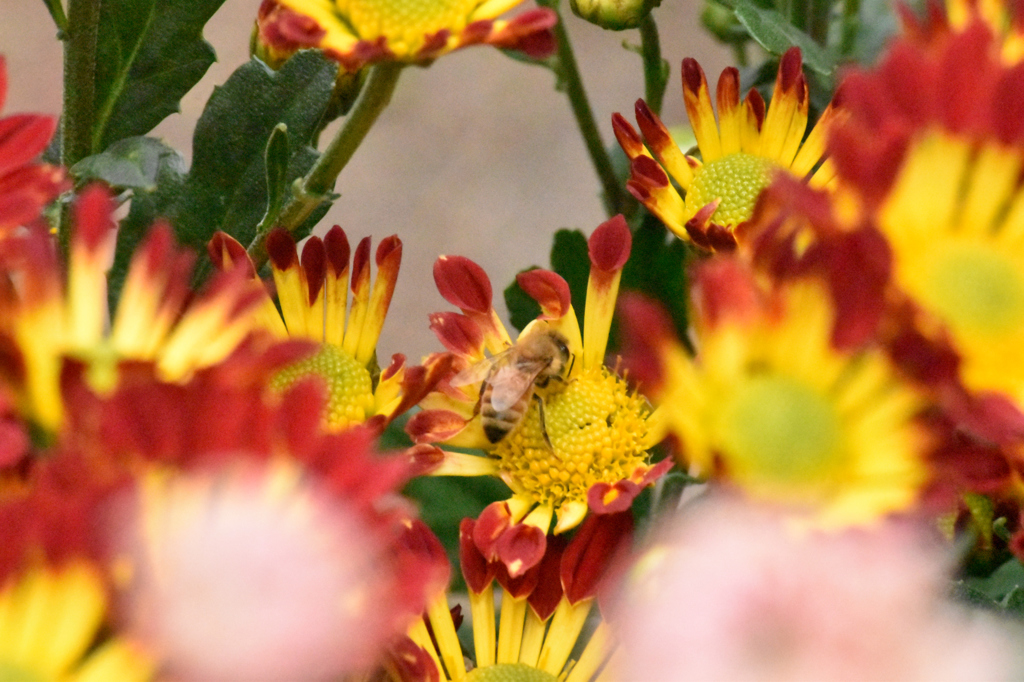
(535, 394), (554, 450)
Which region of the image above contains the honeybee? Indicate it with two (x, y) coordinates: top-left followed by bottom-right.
(452, 321), (573, 445)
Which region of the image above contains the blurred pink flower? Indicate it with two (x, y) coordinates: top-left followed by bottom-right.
(612, 496), (1020, 682)
(111, 457), (440, 681)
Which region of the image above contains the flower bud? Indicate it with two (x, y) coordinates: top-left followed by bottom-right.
(570, 0), (661, 31)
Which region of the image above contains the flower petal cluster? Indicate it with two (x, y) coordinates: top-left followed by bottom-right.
(386, 511), (632, 681)
(210, 227), (448, 432)
(409, 216), (668, 574)
(0, 186), (264, 438)
(0, 55), (67, 236)
(613, 47), (843, 251)
(255, 0), (557, 73)
(0, 344), (448, 680)
(621, 232), (935, 527)
(612, 497), (1021, 681)
(829, 16), (1024, 496)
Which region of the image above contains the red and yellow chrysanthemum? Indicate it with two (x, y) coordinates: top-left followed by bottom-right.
(0, 186), (263, 437)
(622, 253), (934, 528)
(1, 342), (449, 681)
(613, 47), (844, 251)
(902, 0), (1024, 63)
(210, 227), (447, 433)
(832, 20), (1024, 445)
(0, 451), (154, 681)
(409, 216), (669, 575)
(0, 55), (68, 236)
(255, 0), (556, 73)
(385, 511), (630, 682)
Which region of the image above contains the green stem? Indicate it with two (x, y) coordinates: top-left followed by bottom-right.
(807, 0), (833, 46)
(839, 0), (861, 57)
(248, 61), (403, 268)
(59, 0), (101, 250)
(41, 0), (69, 32)
(539, 1), (634, 218)
(638, 14), (668, 117)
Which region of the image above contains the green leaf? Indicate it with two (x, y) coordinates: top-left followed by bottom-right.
(71, 137), (182, 192)
(549, 228), (590, 330)
(845, 0), (906, 65)
(964, 492), (996, 551)
(258, 124), (291, 233)
(728, 0), (837, 76)
(93, 0), (226, 151)
(964, 558), (1024, 602)
(618, 214), (693, 351)
(107, 144), (188, 308)
(503, 228), (590, 334)
(167, 51), (336, 258)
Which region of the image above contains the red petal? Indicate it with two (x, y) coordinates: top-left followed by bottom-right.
(588, 214), (631, 273)
(561, 512), (633, 604)
(516, 269), (570, 319)
(434, 255), (493, 314)
(404, 409), (469, 443)
(496, 523), (547, 579)
(323, 225), (350, 276)
(460, 517), (496, 593)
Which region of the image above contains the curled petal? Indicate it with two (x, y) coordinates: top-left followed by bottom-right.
(583, 215), (631, 370)
(496, 523), (547, 581)
(588, 214), (631, 274)
(429, 312), (484, 356)
(561, 512), (633, 605)
(587, 480), (642, 514)
(433, 255), (493, 314)
(517, 269), (571, 320)
(208, 232), (256, 278)
(405, 409), (470, 443)
(460, 518), (496, 594)
(473, 501), (513, 562)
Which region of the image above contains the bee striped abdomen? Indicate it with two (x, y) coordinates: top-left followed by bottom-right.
(481, 382), (530, 443)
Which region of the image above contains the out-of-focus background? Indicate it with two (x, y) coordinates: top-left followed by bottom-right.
(3, 0), (730, 361)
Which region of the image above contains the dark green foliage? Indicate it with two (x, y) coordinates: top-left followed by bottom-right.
(165, 51), (335, 258)
(71, 136), (182, 192)
(618, 214), (692, 350)
(93, 0), (226, 151)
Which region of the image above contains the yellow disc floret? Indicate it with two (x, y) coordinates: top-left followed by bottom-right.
(466, 663), (559, 682)
(493, 366), (651, 510)
(348, 0), (478, 48)
(686, 152), (775, 227)
(720, 375), (844, 488)
(270, 345), (375, 430)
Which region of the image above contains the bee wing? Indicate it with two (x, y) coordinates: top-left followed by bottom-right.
(450, 348), (513, 388)
(488, 359), (548, 412)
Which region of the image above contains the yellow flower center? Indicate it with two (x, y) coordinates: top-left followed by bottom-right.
(918, 241), (1024, 336)
(269, 345), (375, 430)
(720, 376), (844, 486)
(686, 152), (775, 227)
(0, 664), (43, 681)
(466, 664), (558, 682)
(493, 366), (651, 511)
(348, 0), (478, 48)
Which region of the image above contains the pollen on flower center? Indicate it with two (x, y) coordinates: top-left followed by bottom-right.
(492, 366), (651, 510)
(465, 663), (559, 682)
(686, 152), (775, 227)
(721, 376), (843, 486)
(269, 345), (374, 430)
(918, 241), (1024, 336)
(348, 0), (477, 44)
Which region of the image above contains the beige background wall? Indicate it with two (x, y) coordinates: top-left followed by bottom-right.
(2, 0), (730, 361)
